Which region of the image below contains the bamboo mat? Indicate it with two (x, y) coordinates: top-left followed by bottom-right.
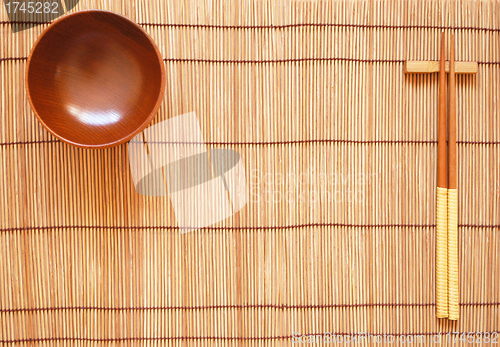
(1, 0), (499, 345)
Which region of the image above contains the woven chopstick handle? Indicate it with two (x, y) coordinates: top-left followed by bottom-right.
(436, 186), (449, 318)
(447, 188), (459, 320)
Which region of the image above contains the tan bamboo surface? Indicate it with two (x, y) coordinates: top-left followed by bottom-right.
(1, 0), (500, 346)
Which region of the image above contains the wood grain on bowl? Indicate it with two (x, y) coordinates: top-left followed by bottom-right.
(26, 10), (166, 149)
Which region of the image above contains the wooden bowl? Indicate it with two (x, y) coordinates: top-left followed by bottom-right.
(26, 10), (165, 149)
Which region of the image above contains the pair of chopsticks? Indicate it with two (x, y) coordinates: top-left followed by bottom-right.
(436, 32), (459, 320)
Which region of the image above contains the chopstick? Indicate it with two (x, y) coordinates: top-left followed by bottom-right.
(436, 31), (449, 319)
(448, 34), (459, 320)
(406, 32), (468, 320)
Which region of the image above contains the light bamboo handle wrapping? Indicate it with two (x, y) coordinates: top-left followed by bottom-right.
(436, 186), (449, 318)
(447, 188), (459, 320)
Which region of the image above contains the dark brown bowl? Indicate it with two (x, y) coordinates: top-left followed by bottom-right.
(26, 10), (165, 149)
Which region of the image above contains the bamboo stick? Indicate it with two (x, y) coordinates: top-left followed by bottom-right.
(404, 61), (478, 74)
(448, 33), (459, 321)
(435, 31), (449, 319)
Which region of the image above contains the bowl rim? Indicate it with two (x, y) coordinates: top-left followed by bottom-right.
(25, 9), (166, 149)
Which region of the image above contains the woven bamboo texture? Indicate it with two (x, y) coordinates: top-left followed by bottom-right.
(1, 0), (499, 345)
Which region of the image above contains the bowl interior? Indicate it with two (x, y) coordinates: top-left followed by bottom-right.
(27, 11), (164, 148)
